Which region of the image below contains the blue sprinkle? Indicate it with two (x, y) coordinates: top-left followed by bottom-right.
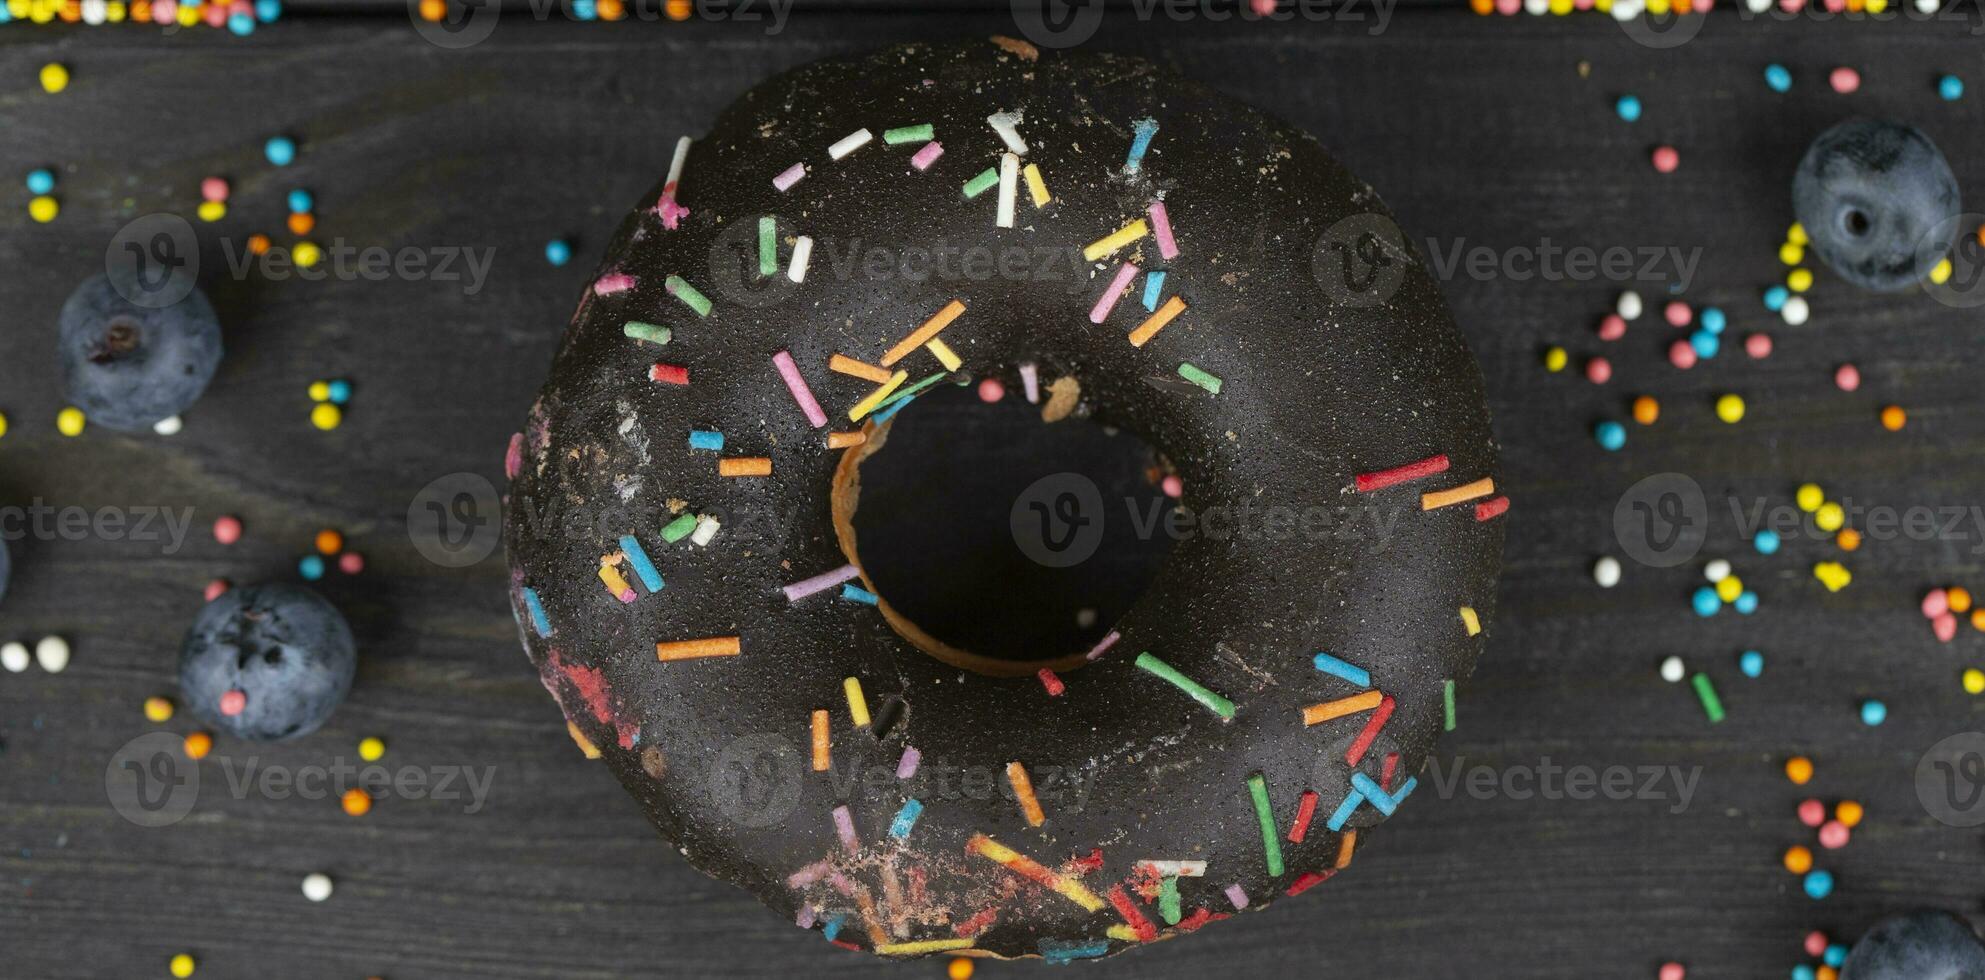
(1595, 420), (1627, 452)
(1860, 699), (1887, 726)
(1739, 650), (1764, 677)
(1699, 306), (1726, 334)
(255, 0), (282, 21)
(1690, 329), (1720, 358)
(545, 239), (572, 267)
(299, 555), (325, 581)
(26, 169), (55, 195)
(287, 188), (314, 214)
(1692, 586), (1722, 617)
(1349, 772), (1397, 815)
(872, 394), (917, 424)
(1142, 270), (1166, 312)
(1763, 285), (1790, 312)
(1310, 652), (1371, 688)
(888, 799), (923, 840)
(523, 587), (553, 637)
(822, 914), (846, 941)
(1765, 63), (1793, 93)
(1122, 117), (1160, 175)
(1324, 790), (1364, 832)
(264, 136), (297, 167)
(1824, 944), (1848, 967)
(1040, 940), (1112, 963)
(619, 535), (664, 593)
(1754, 529), (1781, 555)
(841, 584), (879, 605)
(1735, 590), (1759, 615)
(1940, 74), (1965, 101)
(228, 11), (255, 35)
(687, 429), (725, 451)
(1803, 869), (1834, 899)
(1615, 94), (1642, 122)
(326, 379), (353, 405)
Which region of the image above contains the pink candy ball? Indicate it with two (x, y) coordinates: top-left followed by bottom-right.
(201, 177), (230, 203)
(1805, 931), (1829, 957)
(1495, 0), (1520, 12)
(976, 378), (1005, 403)
(1798, 798), (1826, 827)
(1161, 474), (1184, 498)
(1745, 333), (1773, 359)
(1835, 363), (1861, 391)
(1659, 964), (1686, 980)
(1778, 0), (1804, 10)
(1822, 0), (1844, 9)
(1651, 145), (1680, 173)
(202, 2), (226, 26)
(152, 0), (176, 22)
(1668, 339), (1698, 370)
(1664, 301), (1692, 328)
(1935, 612), (1959, 642)
(1597, 314), (1627, 341)
(1818, 819), (1851, 849)
(1924, 588), (1950, 619)
(204, 578), (231, 603)
(1249, 0), (1275, 12)
(1586, 357), (1613, 384)
(213, 515), (244, 545)
(1831, 67), (1861, 94)
(339, 552), (365, 575)
(219, 689), (247, 717)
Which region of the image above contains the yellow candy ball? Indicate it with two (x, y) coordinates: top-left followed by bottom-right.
(1788, 222), (1809, 246)
(143, 696), (175, 723)
(311, 402), (342, 431)
(29, 196), (58, 223)
(358, 736), (386, 762)
(1778, 242), (1804, 266)
(1716, 393), (1745, 424)
(1647, 0), (1668, 11)
(1795, 483), (1825, 513)
(29, 0), (52, 20)
(1716, 576), (1743, 603)
(39, 62), (68, 93)
(1544, 347), (1568, 372)
(1815, 501), (1845, 533)
(1835, 800), (1865, 828)
(294, 241), (322, 269)
(170, 953), (196, 978)
(175, 1), (197, 23)
(948, 957), (975, 980)
(8, 0), (30, 17)
(1931, 257), (1953, 285)
(1787, 268), (1813, 292)
(56, 407), (85, 437)
(1965, 668), (1985, 695)
(1549, 0), (1572, 11)
(0, 412), (8, 439)
(1866, 0), (1887, 11)
(106, 0), (125, 19)
(308, 380), (331, 402)
(196, 200), (226, 223)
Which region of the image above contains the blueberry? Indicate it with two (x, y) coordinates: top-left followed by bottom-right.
(58, 274), (222, 433)
(1793, 118), (1961, 292)
(178, 583), (355, 741)
(1841, 909), (1985, 980)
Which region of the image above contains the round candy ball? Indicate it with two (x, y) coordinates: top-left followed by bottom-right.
(1692, 586), (1721, 617)
(1803, 869), (1834, 899)
(1616, 94), (1643, 122)
(1740, 650), (1764, 677)
(1765, 63), (1793, 92)
(545, 239), (572, 267)
(1651, 145), (1680, 173)
(1755, 529), (1781, 554)
(26, 168), (55, 195)
(287, 188), (314, 214)
(1940, 74), (1965, 101)
(1595, 420), (1627, 451)
(1835, 363), (1861, 391)
(179, 583), (356, 741)
(1594, 556), (1622, 588)
(265, 135), (297, 166)
(1860, 699), (1887, 725)
(1792, 118), (1960, 292)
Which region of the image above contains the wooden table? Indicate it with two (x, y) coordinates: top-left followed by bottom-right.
(4, 6), (1985, 977)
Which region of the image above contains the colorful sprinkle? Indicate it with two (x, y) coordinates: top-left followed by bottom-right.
(1176, 362), (1221, 395)
(966, 835), (1105, 911)
(1134, 651), (1236, 719)
(1421, 477), (1495, 511)
(962, 168), (1000, 199)
(840, 584), (879, 605)
(1691, 673), (1724, 722)
(1142, 270), (1166, 311)
(1128, 295), (1186, 348)
(1007, 761), (1046, 826)
(827, 128), (872, 160)
(987, 110), (1027, 155)
(1085, 219), (1151, 262)
(618, 535), (664, 592)
(882, 124), (933, 145)
(649, 363), (690, 386)
(784, 564), (862, 602)
(881, 300), (966, 367)
(1123, 117), (1160, 174)
(523, 587), (552, 636)
(832, 804), (859, 853)
(664, 275), (711, 317)
(772, 350), (828, 428)
(1023, 163), (1050, 207)
(1149, 200), (1179, 259)
(773, 162), (806, 192)
(1310, 652), (1371, 687)
(1302, 690), (1384, 726)
(654, 636), (741, 661)
(1356, 454), (1451, 492)
(812, 709), (831, 771)
(688, 429), (724, 451)
(910, 142), (944, 171)
(1089, 262), (1141, 323)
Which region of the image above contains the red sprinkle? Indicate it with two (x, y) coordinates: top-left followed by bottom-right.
(1381, 751), (1400, 792)
(1285, 869), (1336, 896)
(1586, 357), (1613, 384)
(1830, 66), (1861, 93)
(1287, 790), (1320, 843)
(1596, 313), (1626, 341)
(1108, 884), (1158, 942)
(1355, 454), (1450, 492)
(953, 906), (998, 938)
(1037, 668), (1065, 697)
(649, 363), (690, 386)
(1345, 694), (1397, 765)
(1746, 332), (1774, 359)
(1475, 496), (1511, 522)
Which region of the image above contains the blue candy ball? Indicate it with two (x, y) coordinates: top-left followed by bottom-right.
(1940, 74), (1964, 101)
(228, 11), (254, 34)
(1824, 944), (1848, 967)
(1691, 329), (1720, 358)
(1692, 586), (1722, 617)
(265, 136), (297, 167)
(1616, 94), (1642, 122)
(1740, 650), (1764, 677)
(573, 0), (596, 18)
(1700, 306), (1726, 334)
(0, 3), (11, 22)
(326, 379), (353, 405)
(1754, 529), (1781, 554)
(545, 239), (572, 267)
(287, 188), (314, 214)
(1595, 420), (1627, 452)
(299, 555), (326, 581)
(255, 0), (281, 21)
(1766, 64), (1793, 93)
(1735, 591), (1759, 615)
(1804, 869), (1834, 899)
(1764, 285), (1790, 311)
(26, 168), (55, 195)
(1793, 967), (1817, 980)
(1861, 699), (1887, 725)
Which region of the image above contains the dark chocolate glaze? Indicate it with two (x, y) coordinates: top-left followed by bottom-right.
(503, 37), (1502, 961)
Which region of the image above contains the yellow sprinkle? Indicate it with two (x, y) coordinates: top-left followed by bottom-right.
(0, 412), (9, 439)
(358, 737), (386, 762)
(1716, 576), (1743, 603)
(1813, 561), (1852, 593)
(310, 402), (342, 431)
(843, 676), (870, 727)
(566, 720), (601, 759)
(1106, 924), (1142, 942)
(599, 563), (635, 598)
(1459, 606), (1481, 636)
(1715, 393), (1745, 424)
(1082, 218), (1149, 262)
(1022, 162), (1050, 207)
(849, 370), (910, 421)
(1795, 483), (1825, 513)
(876, 939), (976, 956)
(925, 337), (962, 371)
(1778, 242), (1804, 266)
(1931, 257), (1953, 285)
(308, 380), (331, 402)
(1963, 668), (1984, 695)
(56, 406), (85, 437)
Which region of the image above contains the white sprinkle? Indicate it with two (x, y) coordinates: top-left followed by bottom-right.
(828, 128), (873, 161)
(690, 515), (721, 547)
(787, 235), (813, 284)
(987, 110), (1027, 156)
(1659, 656), (1686, 683)
(995, 152), (1019, 229)
(36, 635), (70, 673)
(1616, 290), (1643, 321)
(1019, 362), (1040, 403)
(1593, 556), (1621, 589)
(665, 135), (691, 188)
(153, 415), (183, 436)
(772, 162), (806, 193)
(1135, 859), (1207, 877)
(0, 642), (28, 673)
(1781, 295), (1810, 326)
(302, 872), (334, 902)
(1704, 559), (1731, 583)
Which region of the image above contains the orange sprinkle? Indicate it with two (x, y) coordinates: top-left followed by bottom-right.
(341, 787), (373, 816)
(183, 731), (213, 760)
(1127, 295), (1186, 348)
(1301, 690), (1385, 726)
(1880, 405), (1906, 431)
(597, 0), (623, 17)
(1007, 762), (1046, 827)
(418, 0), (444, 19)
(1835, 800), (1864, 828)
(1421, 477), (1496, 511)
(965, 834), (1105, 911)
(664, 0), (691, 18)
(566, 720), (601, 759)
(718, 457), (772, 477)
(829, 354), (895, 384)
(655, 636), (742, 661)
(827, 431), (867, 449)
(1335, 829), (1357, 868)
(812, 709), (831, 771)
(881, 300), (966, 367)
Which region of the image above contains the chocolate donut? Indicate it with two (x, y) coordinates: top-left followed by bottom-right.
(503, 38), (1502, 961)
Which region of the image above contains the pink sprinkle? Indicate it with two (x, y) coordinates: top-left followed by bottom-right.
(505, 432), (525, 480)
(204, 579), (230, 602)
(1835, 363), (1861, 392)
(649, 363), (690, 386)
(1019, 362), (1040, 403)
(219, 689), (247, 717)
(1659, 964), (1686, 980)
(594, 272), (635, 295)
(338, 552), (365, 575)
(1745, 332), (1773, 359)
(1088, 262), (1141, 323)
(1924, 588), (1950, 619)
(615, 588), (637, 603)
(656, 193), (690, 230)
(1162, 474), (1183, 497)
(201, 176), (229, 203)
(1804, 931), (1829, 957)
(1086, 630), (1121, 661)
(1585, 357), (1612, 385)
(1037, 668), (1065, 696)
(788, 859), (835, 889)
(773, 162), (806, 192)
(1223, 883), (1249, 910)
(1830, 66), (1861, 94)
(783, 563), (861, 602)
(896, 746), (922, 780)
(1818, 819), (1850, 849)
(213, 515), (243, 545)
(977, 378), (1005, 403)
(910, 141), (945, 171)
(1663, 301), (1691, 328)
(772, 350), (828, 428)
(1668, 339), (1698, 370)
(1596, 314), (1626, 341)
(1797, 798), (1825, 827)
(796, 906), (816, 929)
(1651, 145), (1680, 173)
(1934, 611), (1958, 642)
(831, 805), (859, 854)
(1149, 200), (1179, 260)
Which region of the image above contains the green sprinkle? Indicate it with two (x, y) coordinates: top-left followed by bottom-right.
(962, 168), (1000, 199)
(660, 513), (698, 543)
(883, 124), (934, 145)
(623, 322), (671, 346)
(1246, 773), (1285, 877)
(876, 371), (950, 411)
(1442, 679), (1456, 731)
(1134, 651), (1236, 719)
(1157, 875), (1182, 925)
(1691, 673), (1725, 723)
(665, 275), (711, 317)
(1177, 362), (1222, 395)
(757, 217), (777, 277)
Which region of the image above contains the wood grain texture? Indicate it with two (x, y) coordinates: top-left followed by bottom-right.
(4, 8), (1985, 978)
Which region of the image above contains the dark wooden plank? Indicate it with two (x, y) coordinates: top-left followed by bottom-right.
(3, 8), (1985, 978)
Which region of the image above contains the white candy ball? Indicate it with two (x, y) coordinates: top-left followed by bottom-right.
(153, 415), (184, 436)
(302, 872), (334, 902)
(0, 642), (28, 673)
(1660, 656), (1686, 683)
(1746, 0), (1771, 10)
(1524, 0), (1550, 13)
(1704, 559), (1732, 583)
(1594, 556), (1622, 588)
(1916, 0), (1937, 11)
(1782, 295), (1810, 326)
(1617, 290), (1644, 320)
(35, 635), (70, 673)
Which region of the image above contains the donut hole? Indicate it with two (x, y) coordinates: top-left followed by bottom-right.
(832, 381), (1176, 676)
(1842, 206), (1872, 238)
